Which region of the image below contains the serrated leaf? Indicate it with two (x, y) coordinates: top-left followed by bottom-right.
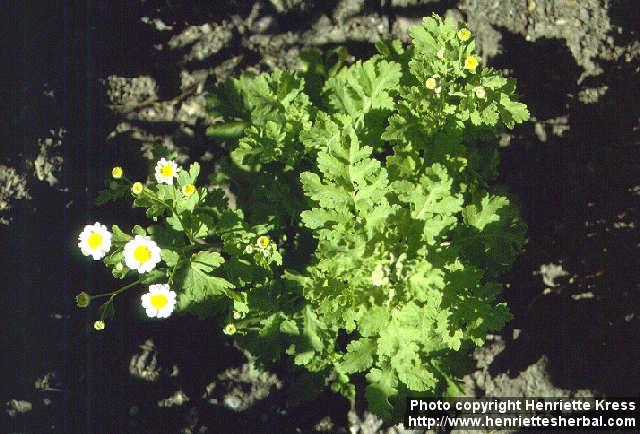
(358, 306), (389, 337)
(191, 251), (225, 273)
(499, 93), (530, 128)
(111, 225), (132, 243)
(177, 265), (235, 310)
(365, 368), (398, 421)
(324, 57), (401, 117)
(132, 225), (146, 236)
(462, 195), (507, 230)
(339, 338), (375, 374)
(161, 249), (180, 267)
(483, 75), (507, 89)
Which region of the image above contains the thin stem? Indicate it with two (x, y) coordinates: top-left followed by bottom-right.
(91, 279), (142, 301)
(168, 260), (182, 285)
(172, 185), (194, 244)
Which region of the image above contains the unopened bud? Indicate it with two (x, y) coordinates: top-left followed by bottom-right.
(75, 291), (91, 308)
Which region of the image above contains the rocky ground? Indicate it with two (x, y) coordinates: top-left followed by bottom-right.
(2, 0), (639, 433)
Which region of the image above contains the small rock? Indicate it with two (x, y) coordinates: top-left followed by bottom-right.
(6, 399), (32, 417)
(158, 390), (189, 408)
(539, 262), (569, 287)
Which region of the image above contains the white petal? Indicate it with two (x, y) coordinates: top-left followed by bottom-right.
(141, 294), (151, 309)
(158, 305), (174, 318)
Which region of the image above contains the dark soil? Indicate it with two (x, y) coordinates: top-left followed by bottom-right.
(1, 1), (639, 433)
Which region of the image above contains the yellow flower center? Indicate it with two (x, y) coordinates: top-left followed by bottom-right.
(458, 28), (471, 41)
(257, 236), (270, 249)
(132, 182), (143, 194)
(149, 294), (168, 309)
(223, 323), (236, 335)
(112, 166), (123, 179)
(182, 184), (196, 196)
(133, 245), (152, 263)
(87, 232), (103, 249)
(464, 56), (478, 71)
(425, 77), (437, 90)
(160, 164), (173, 177)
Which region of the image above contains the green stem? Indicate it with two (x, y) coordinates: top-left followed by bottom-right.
(172, 185), (194, 244)
(168, 260), (182, 285)
(91, 279), (142, 301)
(94, 279), (142, 321)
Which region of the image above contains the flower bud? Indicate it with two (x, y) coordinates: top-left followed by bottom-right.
(371, 264), (389, 287)
(93, 320), (105, 331)
(256, 235), (270, 250)
(181, 183), (196, 197)
(75, 291), (91, 308)
(223, 323), (236, 335)
(457, 28), (471, 41)
(112, 166), (123, 179)
(474, 86), (486, 99)
(131, 182), (144, 195)
(464, 56), (479, 72)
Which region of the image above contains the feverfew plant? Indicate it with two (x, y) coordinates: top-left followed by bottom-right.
(75, 16), (529, 422)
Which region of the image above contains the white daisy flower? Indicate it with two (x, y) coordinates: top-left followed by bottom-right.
(154, 158), (180, 185)
(78, 222), (112, 260)
(141, 284), (177, 318)
(123, 235), (162, 273)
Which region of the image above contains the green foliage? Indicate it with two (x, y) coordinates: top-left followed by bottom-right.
(82, 14), (529, 423)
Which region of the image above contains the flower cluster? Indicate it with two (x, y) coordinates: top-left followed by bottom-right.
(76, 158), (185, 328)
(78, 157), (277, 334)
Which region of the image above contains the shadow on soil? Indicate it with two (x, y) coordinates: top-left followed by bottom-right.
(3, 1), (640, 433)
(487, 27), (640, 396)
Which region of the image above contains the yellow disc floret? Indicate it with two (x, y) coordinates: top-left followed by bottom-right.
(256, 235), (270, 250)
(149, 294), (168, 309)
(87, 232), (103, 249)
(160, 165), (173, 177)
(457, 28), (471, 41)
(132, 182), (144, 195)
(223, 323), (237, 335)
(464, 56), (479, 72)
(425, 77), (437, 90)
(112, 166), (123, 179)
(133, 245), (152, 263)
(94, 320), (105, 331)
(182, 184), (196, 197)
